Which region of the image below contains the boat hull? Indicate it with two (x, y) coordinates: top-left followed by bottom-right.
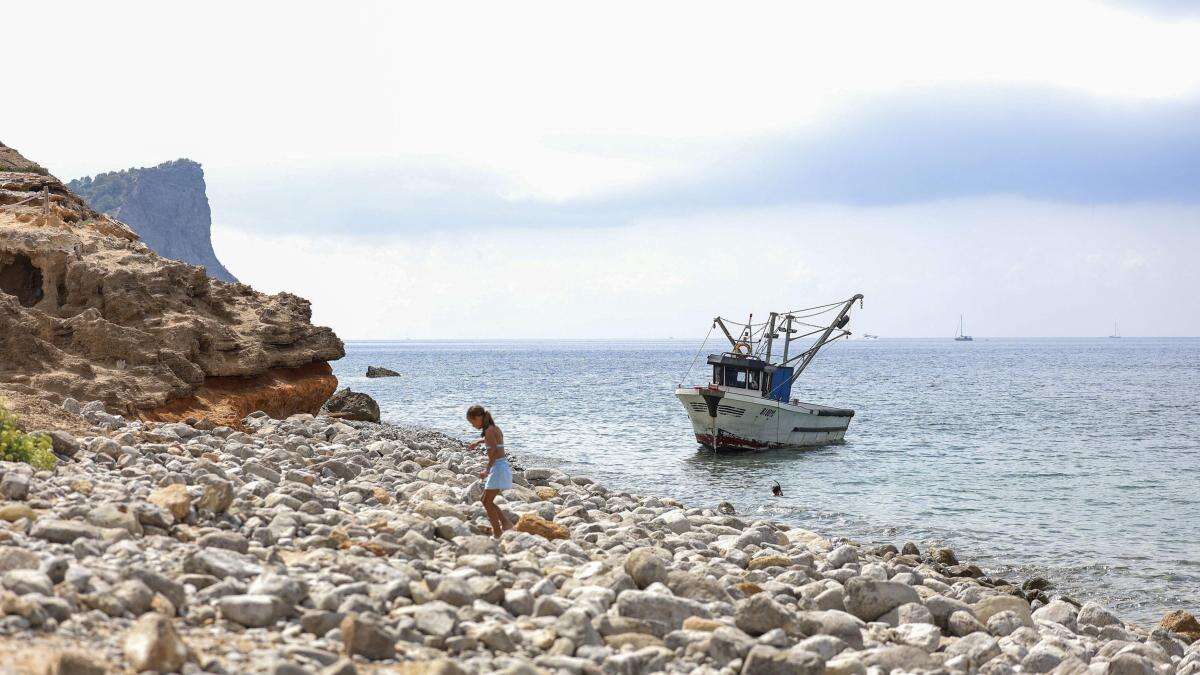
(675, 387), (854, 451)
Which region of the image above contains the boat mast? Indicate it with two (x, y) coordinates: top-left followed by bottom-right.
(791, 294), (863, 377)
(780, 315), (793, 363)
(763, 313), (778, 363)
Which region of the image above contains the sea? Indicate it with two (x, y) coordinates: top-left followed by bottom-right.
(331, 338), (1200, 625)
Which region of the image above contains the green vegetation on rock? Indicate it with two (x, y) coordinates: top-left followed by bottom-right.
(0, 404), (56, 470)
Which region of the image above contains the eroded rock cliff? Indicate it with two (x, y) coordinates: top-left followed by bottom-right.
(68, 159), (238, 282)
(0, 141), (344, 427)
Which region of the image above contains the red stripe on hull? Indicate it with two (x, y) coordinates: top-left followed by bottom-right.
(695, 433), (775, 450)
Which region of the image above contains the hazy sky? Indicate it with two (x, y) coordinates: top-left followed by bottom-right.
(5, 1), (1199, 338)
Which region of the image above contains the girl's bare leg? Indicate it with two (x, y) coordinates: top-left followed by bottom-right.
(482, 490), (503, 538)
(498, 503), (514, 532)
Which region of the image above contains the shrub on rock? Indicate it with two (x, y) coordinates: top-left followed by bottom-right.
(0, 405), (55, 470)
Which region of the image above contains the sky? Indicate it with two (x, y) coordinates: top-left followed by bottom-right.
(4, 0), (1199, 338)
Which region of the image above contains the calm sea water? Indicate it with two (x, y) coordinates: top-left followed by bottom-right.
(331, 338), (1199, 624)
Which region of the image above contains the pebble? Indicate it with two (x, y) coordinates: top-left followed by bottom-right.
(0, 403), (1183, 674)
(122, 612), (191, 672)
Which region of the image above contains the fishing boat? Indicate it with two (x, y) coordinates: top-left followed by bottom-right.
(954, 315), (973, 341)
(675, 295), (862, 451)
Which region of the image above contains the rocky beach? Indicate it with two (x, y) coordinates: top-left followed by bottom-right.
(0, 400), (1196, 674)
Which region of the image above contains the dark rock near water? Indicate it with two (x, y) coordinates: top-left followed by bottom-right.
(928, 547), (958, 566)
(1023, 576), (1054, 591)
(365, 366), (400, 378)
(68, 159), (237, 282)
(947, 563), (983, 578)
(321, 389), (380, 423)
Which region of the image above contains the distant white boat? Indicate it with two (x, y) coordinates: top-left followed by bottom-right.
(862, 333), (879, 340)
(1109, 322), (1121, 339)
(955, 315), (974, 342)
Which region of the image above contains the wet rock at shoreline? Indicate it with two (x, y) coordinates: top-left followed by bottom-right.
(1161, 610), (1200, 644)
(320, 388), (381, 423)
(365, 366), (401, 378)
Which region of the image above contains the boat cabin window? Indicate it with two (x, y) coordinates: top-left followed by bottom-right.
(715, 365), (761, 391)
(729, 367), (746, 388)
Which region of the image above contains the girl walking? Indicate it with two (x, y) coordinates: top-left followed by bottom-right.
(466, 405), (514, 538)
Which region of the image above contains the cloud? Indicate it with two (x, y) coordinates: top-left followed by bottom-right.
(206, 86), (1200, 238)
(619, 86), (1200, 209)
(1107, 0), (1200, 17)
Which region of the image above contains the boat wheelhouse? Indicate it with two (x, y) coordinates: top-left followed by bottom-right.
(675, 294), (862, 451)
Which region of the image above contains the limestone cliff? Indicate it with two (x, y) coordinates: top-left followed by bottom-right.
(0, 141), (344, 427)
(68, 159), (238, 282)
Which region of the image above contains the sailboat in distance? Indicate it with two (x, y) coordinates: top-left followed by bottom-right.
(1109, 322), (1121, 339)
(955, 315), (974, 341)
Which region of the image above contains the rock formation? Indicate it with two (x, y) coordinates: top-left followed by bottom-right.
(366, 365), (400, 378)
(67, 159), (238, 282)
(0, 141), (344, 427)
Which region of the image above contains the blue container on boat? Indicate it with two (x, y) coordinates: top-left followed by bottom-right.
(768, 366), (794, 402)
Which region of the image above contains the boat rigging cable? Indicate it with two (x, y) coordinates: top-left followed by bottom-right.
(678, 322), (714, 387)
(689, 295), (862, 390)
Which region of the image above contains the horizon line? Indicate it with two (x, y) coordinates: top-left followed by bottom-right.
(335, 335), (1196, 342)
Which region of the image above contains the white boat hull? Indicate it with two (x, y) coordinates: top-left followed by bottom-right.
(675, 386), (854, 451)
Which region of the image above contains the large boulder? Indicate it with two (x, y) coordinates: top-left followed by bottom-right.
(616, 590), (710, 637)
(624, 548), (669, 589)
(972, 594), (1034, 628)
(843, 577), (921, 622)
(1159, 610), (1200, 643)
(1033, 600), (1079, 630)
(741, 645), (824, 675)
(321, 388), (380, 423)
(1077, 601), (1121, 628)
(735, 594), (795, 636)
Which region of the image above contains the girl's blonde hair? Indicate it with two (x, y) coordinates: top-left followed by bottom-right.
(466, 404), (494, 429)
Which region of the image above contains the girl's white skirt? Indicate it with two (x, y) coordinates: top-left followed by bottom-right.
(484, 457), (513, 490)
